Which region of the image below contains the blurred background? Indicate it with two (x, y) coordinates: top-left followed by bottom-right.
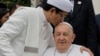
(92, 0), (100, 14)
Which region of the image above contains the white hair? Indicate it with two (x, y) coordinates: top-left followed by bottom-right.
(59, 22), (73, 31)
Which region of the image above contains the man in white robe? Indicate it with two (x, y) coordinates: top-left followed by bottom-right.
(43, 22), (90, 56)
(0, 0), (73, 56)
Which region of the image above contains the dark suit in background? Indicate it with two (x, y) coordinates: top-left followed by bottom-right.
(64, 0), (98, 56)
(96, 14), (100, 56)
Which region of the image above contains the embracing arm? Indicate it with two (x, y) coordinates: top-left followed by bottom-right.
(80, 46), (94, 56)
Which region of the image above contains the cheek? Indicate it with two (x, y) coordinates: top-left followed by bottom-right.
(54, 37), (57, 42)
(51, 15), (63, 26)
(57, 15), (63, 22)
(67, 38), (73, 43)
(54, 37), (59, 43)
(58, 17), (62, 22)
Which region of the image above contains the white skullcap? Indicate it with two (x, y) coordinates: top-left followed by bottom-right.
(60, 22), (73, 31)
(47, 0), (73, 12)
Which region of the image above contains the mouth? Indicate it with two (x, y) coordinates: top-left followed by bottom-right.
(58, 41), (67, 44)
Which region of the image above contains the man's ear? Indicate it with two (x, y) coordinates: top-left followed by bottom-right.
(49, 8), (56, 13)
(71, 33), (76, 42)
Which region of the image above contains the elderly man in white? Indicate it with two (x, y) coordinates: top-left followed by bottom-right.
(43, 22), (90, 56)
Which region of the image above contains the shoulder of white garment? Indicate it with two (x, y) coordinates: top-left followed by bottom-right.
(72, 44), (90, 56)
(16, 6), (36, 12)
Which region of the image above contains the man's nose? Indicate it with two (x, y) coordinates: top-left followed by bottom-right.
(59, 35), (65, 40)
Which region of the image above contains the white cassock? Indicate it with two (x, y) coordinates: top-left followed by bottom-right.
(43, 44), (90, 56)
(0, 7), (54, 56)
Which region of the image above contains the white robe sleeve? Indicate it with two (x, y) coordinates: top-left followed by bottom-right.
(0, 7), (28, 56)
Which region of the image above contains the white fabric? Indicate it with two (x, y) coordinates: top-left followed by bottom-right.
(43, 44), (90, 56)
(0, 7), (54, 56)
(47, 0), (73, 12)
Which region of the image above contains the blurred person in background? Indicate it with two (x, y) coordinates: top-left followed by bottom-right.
(95, 14), (100, 56)
(9, 0), (31, 15)
(9, 3), (21, 15)
(0, 3), (9, 27)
